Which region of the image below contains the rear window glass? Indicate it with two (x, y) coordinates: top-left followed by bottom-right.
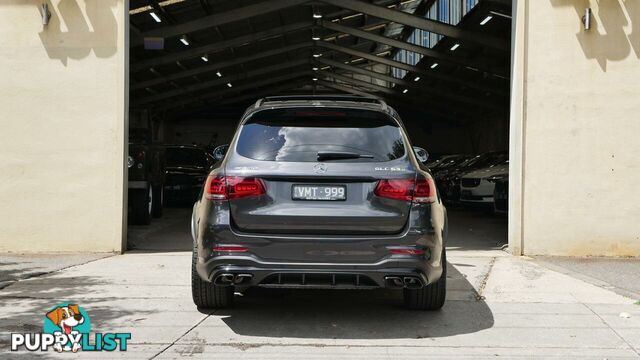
(236, 108), (406, 162)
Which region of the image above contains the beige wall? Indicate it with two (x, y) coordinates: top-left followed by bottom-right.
(510, 0), (640, 256)
(0, 1), (127, 253)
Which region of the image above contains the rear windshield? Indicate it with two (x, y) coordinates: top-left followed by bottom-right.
(236, 108), (406, 162)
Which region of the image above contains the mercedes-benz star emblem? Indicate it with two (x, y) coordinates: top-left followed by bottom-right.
(313, 163), (327, 174)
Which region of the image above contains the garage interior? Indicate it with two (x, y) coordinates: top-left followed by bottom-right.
(126, 0), (512, 252)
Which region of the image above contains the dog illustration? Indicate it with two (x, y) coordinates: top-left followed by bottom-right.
(46, 304), (84, 352)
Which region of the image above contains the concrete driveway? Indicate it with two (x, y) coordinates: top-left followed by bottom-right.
(1, 209), (639, 359)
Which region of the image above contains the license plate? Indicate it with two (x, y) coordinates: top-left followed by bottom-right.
(292, 185), (346, 201)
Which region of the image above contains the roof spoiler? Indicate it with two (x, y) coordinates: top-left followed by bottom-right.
(255, 95), (387, 110)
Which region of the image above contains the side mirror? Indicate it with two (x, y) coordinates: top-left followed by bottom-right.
(413, 146), (429, 164)
(212, 144), (229, 162)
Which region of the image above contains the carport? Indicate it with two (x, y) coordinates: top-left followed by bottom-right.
(126, 0), (512, 252)
(129, 0), (510, 132)
(2, 0), (637, 257)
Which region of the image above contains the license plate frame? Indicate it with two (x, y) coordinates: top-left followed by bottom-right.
(291, 184), (347, 201)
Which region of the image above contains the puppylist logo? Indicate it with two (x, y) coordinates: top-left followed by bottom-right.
(11, 303), (131, 353)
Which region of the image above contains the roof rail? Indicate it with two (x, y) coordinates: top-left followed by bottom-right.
(261, 95), (385, 105)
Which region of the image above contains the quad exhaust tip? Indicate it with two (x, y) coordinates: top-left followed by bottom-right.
(214, 273), (253, 286)
(386, 276), (404, 288)
(234, 274), (253, 284)
(384, 276), (423, 289)
(403, 276), (423, 289)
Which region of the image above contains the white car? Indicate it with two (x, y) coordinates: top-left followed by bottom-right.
(459, 160), (508, 206)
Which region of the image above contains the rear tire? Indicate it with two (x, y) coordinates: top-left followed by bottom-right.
(152, 185), (163, 218)
(131, 187), (152, 225)
(191, 244), (234, 308)
(403, 248), (447, 310)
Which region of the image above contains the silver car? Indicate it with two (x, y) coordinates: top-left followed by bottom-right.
(191, 95), (448, 310)
(459, 159), (509, 207)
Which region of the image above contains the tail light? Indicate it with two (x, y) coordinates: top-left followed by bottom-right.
(413, 177), (436, 203)
(205, 175), (227, 200)
(374, 177), (436, 203)
(374, 179), (414, 201)
(135, 150), (145, 162)
(205, 175), (266, 200)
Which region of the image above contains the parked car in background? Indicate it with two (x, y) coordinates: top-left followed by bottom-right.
(459, 159), (509, 208)
(435, 151), (508, 204)
(426, 154), (460, 169)
(128, 143), (165, 225)
(422, 153), (449, 168)
(429, 154), (471, 173)
(164, 145), (213, 204)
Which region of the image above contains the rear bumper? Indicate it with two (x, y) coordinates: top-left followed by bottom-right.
(460, 180), (495, 203)
(460, 187), (494, 204)
(193, 200), (447, 290)
(196, 254), (436, 289)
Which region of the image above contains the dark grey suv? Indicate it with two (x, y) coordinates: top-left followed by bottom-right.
(191, 96), (447, 310)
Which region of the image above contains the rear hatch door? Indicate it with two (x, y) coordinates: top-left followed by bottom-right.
(226, 107), (416, 235)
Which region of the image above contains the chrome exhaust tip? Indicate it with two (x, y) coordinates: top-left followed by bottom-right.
(384, 276), (404, 288)
(214, 273), (236, 286)
(234, 274), (253, 284)
(403, 277), (423, 289)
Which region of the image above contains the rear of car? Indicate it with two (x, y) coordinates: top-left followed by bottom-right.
(190, 96), (447, 310)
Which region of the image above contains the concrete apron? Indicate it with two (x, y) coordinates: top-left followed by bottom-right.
(0, 249), (638, 359)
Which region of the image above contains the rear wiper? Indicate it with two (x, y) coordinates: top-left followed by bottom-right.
(317, 151), (374, 161)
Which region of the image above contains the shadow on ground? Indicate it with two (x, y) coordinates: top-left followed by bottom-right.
(0, 275), (156, 358)
(0, 253), (111, 288)
(0, 261), (40, 288)
(125, 205), (498, 340)
(446, 207), (507, 251)
(127, 205), (193, 252)
(208, 263), (494, 340)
